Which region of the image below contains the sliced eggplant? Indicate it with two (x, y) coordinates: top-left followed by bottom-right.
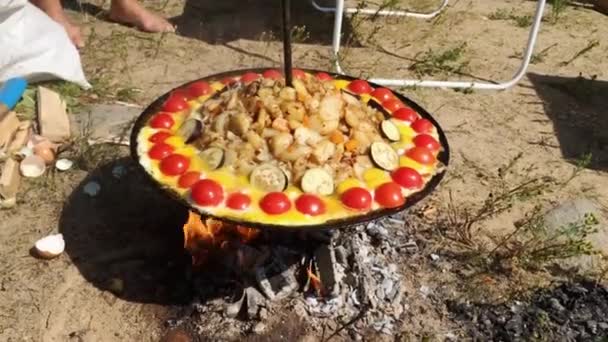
(178, 118), (203, 144)
(380, 120), (400, 142)
(370, 142), (399, 171)
(200, 147), (225, 170)
(249, 163), (288, 192)
(300, 167), (334, 195)
(367, 99), (391, 118)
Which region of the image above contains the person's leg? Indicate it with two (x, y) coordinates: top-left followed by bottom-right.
(29, 0), (84, 48)
(109, 0), (174, 33)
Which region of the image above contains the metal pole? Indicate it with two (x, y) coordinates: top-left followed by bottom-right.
(281, 0), (293, 86)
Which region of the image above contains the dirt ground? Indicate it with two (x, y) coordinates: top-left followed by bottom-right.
(1, 0), (607, 341)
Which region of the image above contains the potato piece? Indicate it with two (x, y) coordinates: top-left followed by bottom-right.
(293, 79), (312, 102)
(283, 102), (306, 122)
(272, 118), (290, 132)
(212, 112), (229, 135)
(279, 145), (312, 162)
(312, 140), (336, 164)
(245, 131), (265, 149)
(270, 133), (294, 156)
(262, 128), (280, 138)
(294, 127), (322, 146)
(319, 119), (339, 135)
(279, 87), (297, 101)
(319, 92), (343, 122)
(228, 113), (251, 137)
(344, 107), (360, 128)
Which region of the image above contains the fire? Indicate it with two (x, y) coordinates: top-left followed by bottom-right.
(182, 211), (261, 266)
(307, 262), (323, 296)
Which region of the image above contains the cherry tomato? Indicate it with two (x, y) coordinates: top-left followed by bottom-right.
(226, 192), (252, 210)
(262, 69), (282, 80)
(292, 69), (306, 79)
(259, 192), (291, 215)
(315, 72), (333, 81)
(221, 77), (237, 85)
(178, 171), (201, 188)
(162, 95), (189, 112)
(393, 107), (419, 122)
(295, 194), (326, 216)
(150, 113), (174, 129)
(348, 80), (373, 94)
(413, 134), (440, 151)
(375, 182), (405, 208)
(405, 147), (436, 165)
(148, 143), (174, 160)
(171, 88), (194, 102)
(188, 81), (212, 97)
(159, 154), (190, 176)
(148, 131), (172, 143)
(391, 167), (423, 189)
(191, 179), (224, 206)
(383, 99), (406, 113)
(341, 187), (372, 210)
(241, 72), (260, 84)
(411, 118), (434, 133)
(371, 88), (395, 102)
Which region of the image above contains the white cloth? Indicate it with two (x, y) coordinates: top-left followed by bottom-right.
(0, 0), (90, 88)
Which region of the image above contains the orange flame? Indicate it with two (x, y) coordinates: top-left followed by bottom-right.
(182, 211), (261, 266)
(307, 263), (323, 296)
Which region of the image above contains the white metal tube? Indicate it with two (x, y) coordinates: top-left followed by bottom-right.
(312, 0), (449, 19)
(325, 0), (546, 90)
(332, 0), (345, 74)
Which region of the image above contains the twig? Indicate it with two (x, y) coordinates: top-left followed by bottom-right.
(323, 305), (369, 342)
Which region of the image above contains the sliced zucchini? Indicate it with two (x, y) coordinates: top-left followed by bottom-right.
(301, 168), (334, 195)
(380, 120), (400, 142)
(370, 142), (399, 171)
(250, 163), (288, 192)
(200, 147), (225, 170)
(178, 118), (203, 144)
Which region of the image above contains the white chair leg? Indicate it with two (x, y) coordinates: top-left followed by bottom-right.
(329, 0), (547, 90)
(312, 0), (449, 19)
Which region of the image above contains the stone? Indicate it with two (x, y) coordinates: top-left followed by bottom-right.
(252, 322), (266, 334)
(83, 181), (101, 197)
(548, 297), (565, 312)
(225, 290), (245, 318)
(245, 287), (266, 319)
(543, 198), (607, 274)
(72, 104), (142, 145)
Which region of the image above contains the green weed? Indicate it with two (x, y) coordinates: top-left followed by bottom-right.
(409, 43), (469, 77)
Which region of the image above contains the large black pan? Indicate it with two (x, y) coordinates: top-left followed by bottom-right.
(130, 68), (450, 231)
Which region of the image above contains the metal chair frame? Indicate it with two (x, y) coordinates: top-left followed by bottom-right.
(313, 0), (547, 90)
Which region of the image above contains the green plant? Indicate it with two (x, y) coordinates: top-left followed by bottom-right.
(409, 43), (469, 77)
(488, 8), (533, 27)
(549, 0), (568, 23)
(490, 208), (599, 269)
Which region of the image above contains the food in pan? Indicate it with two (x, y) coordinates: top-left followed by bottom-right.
(136, 69), (445, 226)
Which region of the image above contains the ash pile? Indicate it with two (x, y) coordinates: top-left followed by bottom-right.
(165, 214), (414, 340)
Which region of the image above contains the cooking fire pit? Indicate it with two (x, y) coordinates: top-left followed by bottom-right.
(126, 0), (450, 338)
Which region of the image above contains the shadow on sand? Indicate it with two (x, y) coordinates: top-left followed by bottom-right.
(58, 157), (193, 305)
(65, 0), (359, 49)
(527, 73), (608, 172)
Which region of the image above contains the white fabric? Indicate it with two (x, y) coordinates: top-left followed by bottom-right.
(0, 0), (90, 88)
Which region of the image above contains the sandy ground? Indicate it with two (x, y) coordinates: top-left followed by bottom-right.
(1, 0), (607, 340)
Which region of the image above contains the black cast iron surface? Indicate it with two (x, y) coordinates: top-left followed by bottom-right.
(130, 68), (450, 231)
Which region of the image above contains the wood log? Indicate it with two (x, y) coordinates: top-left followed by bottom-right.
(37, 86), (70, 142)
